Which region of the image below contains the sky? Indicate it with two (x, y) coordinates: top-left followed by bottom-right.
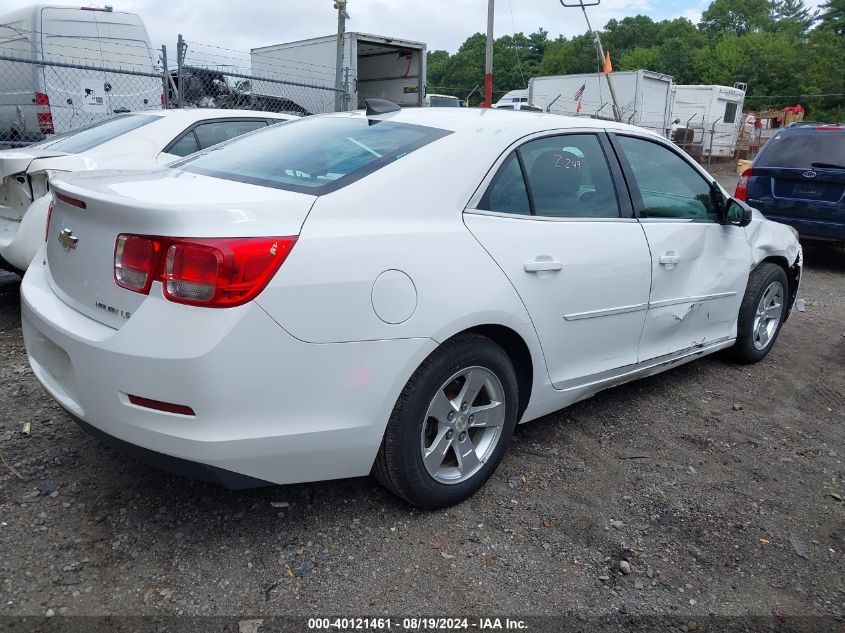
(1, 0), (825, 57)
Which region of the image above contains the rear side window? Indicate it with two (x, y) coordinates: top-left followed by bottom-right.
(479, 134), (621, 218)
(478, 153), (530, 215)
(193, 120), (268, 149)
(757, 131), (845, 169)
(177, 117), (451, 194)
(724, 102), (738, 124)
(30, 114), (158, 153)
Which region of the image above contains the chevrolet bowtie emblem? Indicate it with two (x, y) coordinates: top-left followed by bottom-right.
(58, 228), (78, 252)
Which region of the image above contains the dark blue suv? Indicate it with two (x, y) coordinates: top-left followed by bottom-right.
(736, 124), (845, 244)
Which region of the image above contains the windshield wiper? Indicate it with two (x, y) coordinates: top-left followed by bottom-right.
(811, 162), (845, 170)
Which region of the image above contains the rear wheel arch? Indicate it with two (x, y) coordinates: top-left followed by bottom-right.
(452, 324), (534, 422)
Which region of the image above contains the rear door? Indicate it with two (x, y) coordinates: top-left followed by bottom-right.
(610, 133), (751, 361)
(464, 131), (653, 389)
(749, 128), (845, 227)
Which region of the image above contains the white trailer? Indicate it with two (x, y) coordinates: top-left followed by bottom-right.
(529, 70), (674, 136)
(251, 33), (426, 115)
(670, 84), (746, 159)
(0, 5), (161, 144)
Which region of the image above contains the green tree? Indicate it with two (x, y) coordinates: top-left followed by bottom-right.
(699, 0), (772, 35)
(602, 15), (659, 54)
(772, 0), (818, 32)
(818, 0), (845, 34)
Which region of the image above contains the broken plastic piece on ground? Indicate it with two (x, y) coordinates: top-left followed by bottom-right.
(796, 299), (806, 312)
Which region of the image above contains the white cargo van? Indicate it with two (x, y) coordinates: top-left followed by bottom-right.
(0, 5), (161, 145)
(251, 33), (426, 115)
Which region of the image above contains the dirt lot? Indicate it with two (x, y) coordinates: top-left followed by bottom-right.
(0, 242), (843, 625)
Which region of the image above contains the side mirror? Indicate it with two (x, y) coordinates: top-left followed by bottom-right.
(724, 198), (753, 227)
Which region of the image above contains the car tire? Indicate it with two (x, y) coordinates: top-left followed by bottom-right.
(373, 333), (518, 509)
(729, 263), (789, 364)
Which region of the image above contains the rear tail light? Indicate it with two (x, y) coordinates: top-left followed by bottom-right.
(735, 167), (753, 201)
(115, 235), (160, 294)
(114, 235), (296, 308)
(35, 92), (54, 135)
(45, 203), (53, 242)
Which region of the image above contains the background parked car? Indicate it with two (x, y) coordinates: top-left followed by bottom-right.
(0, 108), (294, 272)
(736, 123), (845, 246)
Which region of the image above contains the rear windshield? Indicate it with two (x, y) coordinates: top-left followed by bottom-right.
(757, 130), (845, 169)
(176, 116), (451, 194)
(31, 114), (158, 153)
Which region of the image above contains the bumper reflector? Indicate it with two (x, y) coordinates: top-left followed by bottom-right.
(128, 395), (195, 416)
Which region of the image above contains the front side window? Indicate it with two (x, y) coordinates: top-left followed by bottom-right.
(30, 114), (158, 153)
(167, 132), (200, 157)
(177, 117), (451, 194)
(617, 136), (717, 222)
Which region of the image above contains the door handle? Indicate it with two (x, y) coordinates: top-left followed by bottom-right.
(524, 259), (563, 273)
(659, 254), (681, 266)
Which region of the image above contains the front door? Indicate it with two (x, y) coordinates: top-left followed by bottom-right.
(611, 133), (751, 362)
(464, 132), (653, 389)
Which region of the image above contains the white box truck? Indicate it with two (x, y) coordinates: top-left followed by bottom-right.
(251, 32), (426, 115)
(670, 84), (747, 159)
(0, 5), (161, 145)
(529, 70), (674, 136)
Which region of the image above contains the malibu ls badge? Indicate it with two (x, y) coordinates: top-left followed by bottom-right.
(58, 228), (78, 252)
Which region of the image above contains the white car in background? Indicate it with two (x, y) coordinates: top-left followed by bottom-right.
(0, 109), (295, 272)
(22, 104), (801, 508)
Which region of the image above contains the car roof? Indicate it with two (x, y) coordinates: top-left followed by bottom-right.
(145, 109), (296, 122)
(322, 107), (661, 141)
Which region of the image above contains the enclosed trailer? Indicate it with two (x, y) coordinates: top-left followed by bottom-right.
(251, 33), (426, 115)
(670, 84), (746, 159)
(528, 70), (674, 136)
(0, 5), (160, 144)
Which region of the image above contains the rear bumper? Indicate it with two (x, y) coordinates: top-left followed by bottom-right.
(761, 214), (845, 242)
(21, 251), (437, 487)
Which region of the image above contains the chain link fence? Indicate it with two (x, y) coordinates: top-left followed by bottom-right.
(0, 28), (349, 148)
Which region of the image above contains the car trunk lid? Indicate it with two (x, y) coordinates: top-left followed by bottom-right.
(46, 168), (315, 329)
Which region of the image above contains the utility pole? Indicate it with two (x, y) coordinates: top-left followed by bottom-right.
(334, 1), (349, 112)
(482, 0), (494, 108)
(559, 1), (621, 122)
(176, 33), (185, 109)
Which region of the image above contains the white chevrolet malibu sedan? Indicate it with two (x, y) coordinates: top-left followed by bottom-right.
(22, 103), (802, 508)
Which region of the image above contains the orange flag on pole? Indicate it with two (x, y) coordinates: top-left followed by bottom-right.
(603, 51), (613, 75)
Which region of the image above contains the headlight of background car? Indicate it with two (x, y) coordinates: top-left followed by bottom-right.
(28, 170), (66, 200)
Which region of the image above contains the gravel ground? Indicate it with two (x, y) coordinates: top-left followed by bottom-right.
(0, 241), (843, 623)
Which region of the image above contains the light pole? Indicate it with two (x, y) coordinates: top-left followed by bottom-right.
(482, 0), (494, 108)
(559, 1), (621, 122)
(334, 1), (350, 111)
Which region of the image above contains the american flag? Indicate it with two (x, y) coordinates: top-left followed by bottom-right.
(573, 83), (586, 102)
